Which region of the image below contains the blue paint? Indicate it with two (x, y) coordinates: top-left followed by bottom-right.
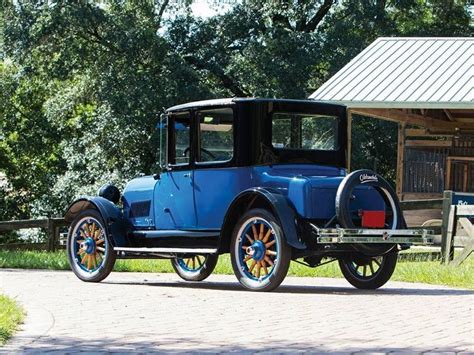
(250, 240), (266, 261)
(122, 176), (157, 228)
(123, 170), (197, 229)
(452, 192), (474, 205)
(193, 167), (252, 229)
(84, 237), (96, 254)
(133, 230), (220, 238)
(122, 163), (385, 233)
(252, 165), (346, 218)
(154, 170), (196, 229)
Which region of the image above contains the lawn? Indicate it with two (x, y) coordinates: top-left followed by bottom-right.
(0, 250), (472, 289)
(0, 294), (24, 345)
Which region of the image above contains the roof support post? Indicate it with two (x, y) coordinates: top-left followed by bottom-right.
(347, 110), (352, 172)
(396, 122), (406, 200)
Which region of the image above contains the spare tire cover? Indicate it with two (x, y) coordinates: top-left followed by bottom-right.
(335, 169), (405, 255)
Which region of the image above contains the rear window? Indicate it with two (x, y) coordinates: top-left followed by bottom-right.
(272, 113), (338, 151)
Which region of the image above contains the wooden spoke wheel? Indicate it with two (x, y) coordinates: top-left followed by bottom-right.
(230, 208), (291, 292)
(67, 209), (116, 282)
(171, 254), (218, 282)
(338, 252), (398, 289)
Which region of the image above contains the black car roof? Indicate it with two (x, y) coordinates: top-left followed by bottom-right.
(165, 98), (345, 112)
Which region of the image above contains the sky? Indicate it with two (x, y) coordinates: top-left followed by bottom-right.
(190, 0), (236, 18)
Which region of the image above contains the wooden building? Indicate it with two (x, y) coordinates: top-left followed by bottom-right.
(310, 37), (474, 202)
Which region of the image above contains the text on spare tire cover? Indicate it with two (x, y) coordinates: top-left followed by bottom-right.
(359, 174), (378, 184)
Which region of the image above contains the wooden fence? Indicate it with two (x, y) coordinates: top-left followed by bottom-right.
(0, 217), (67, 251)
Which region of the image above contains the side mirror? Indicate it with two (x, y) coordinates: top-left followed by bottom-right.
(153, 165), (164, 180)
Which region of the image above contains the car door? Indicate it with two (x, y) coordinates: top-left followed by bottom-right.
(192, 107), (245, 230)
(154, 110), (197, 229)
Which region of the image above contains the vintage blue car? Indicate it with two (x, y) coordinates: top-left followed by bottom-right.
(64, 98), (431, 291)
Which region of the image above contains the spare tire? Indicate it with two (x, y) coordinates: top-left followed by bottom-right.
(335, 169), (405, 256)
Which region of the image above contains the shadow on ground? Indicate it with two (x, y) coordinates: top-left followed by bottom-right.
(4, 335), (463, 354)
(2, 268), (472, 296)
(103, 279), (474, 296)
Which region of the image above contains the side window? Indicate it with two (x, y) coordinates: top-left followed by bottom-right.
(169, 111), (191, 165)
(197, 108), (234, 163)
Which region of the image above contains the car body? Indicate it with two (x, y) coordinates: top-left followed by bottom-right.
(65, 98), (431, 291)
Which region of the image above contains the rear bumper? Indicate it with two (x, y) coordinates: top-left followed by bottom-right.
(311, 225), (433, 245)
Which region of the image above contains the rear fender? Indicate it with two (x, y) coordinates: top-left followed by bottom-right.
(219, 187), (306, 253)
(64, 196), (128, 247)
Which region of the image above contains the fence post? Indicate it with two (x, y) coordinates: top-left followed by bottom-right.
(443, 205), (456, 265)
(47, 217), (55, 252)
(54, 225), (60, 251)
(440, 190), (453, 263)
(452, 209), (474, 266)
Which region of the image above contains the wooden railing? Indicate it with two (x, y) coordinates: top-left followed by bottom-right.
(0, 217), (67, 251)
(400, 198), (443, 211)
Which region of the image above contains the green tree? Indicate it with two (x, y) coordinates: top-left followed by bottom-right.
(1, 1), (209, 218)
(0, 0), (471, 225)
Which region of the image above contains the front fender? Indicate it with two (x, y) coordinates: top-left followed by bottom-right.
(64, 196), (128, 247)
(221, 187), (306, 251)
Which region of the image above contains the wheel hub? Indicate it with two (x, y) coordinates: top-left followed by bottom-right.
(81, 237), (96, 254)
(246, 240), (266, 261)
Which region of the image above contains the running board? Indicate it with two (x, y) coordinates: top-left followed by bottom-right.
(114, 247), (218, 254)
(132, 230), (220, 238)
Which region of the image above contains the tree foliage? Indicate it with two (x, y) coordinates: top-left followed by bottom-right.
(0, 0), (471, 226)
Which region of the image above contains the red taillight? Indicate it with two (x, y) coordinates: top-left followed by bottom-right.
(361, 210), (386, 228)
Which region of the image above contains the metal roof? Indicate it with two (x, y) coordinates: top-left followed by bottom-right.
(309, 37), (473, 109)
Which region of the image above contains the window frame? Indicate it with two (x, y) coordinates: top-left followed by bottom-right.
(269, 111), (340, 153)
(167, 110), (194, 170)
(194, 106), (237, 168)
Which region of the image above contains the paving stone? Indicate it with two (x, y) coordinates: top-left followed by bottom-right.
(0, 270), (473, 354)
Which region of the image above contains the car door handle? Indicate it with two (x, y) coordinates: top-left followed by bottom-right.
(183, 173), (191, 178)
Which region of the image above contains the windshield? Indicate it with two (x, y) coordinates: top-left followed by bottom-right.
(271, 112), (338, 151)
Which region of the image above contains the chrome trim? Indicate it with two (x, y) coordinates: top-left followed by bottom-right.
(114, 247), (218, 254)
(310, 223), (433, 245)
(317, 236), (433, 244)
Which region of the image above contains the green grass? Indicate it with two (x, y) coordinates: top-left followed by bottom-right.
(0, 250), (473, 289)
(0, 294), (24, 345)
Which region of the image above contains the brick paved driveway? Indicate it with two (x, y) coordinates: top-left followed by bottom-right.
(0, 269), (473, 354)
